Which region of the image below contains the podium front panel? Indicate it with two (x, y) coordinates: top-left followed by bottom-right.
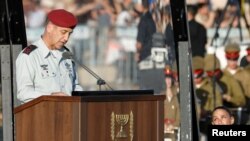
(14, 95), (165, 141)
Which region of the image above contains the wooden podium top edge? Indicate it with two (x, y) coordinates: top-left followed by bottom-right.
(14, 94), (166, 114)
(14, 96), (81, 114)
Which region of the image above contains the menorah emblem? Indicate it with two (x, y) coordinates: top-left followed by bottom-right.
(115, 114), (129, 138)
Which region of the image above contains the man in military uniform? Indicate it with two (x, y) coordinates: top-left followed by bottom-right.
(204, 54), (246, 107)
(240, 46), (250, 71)
(193, 56), (222, 113)
(223, 43), (250, 124)
(164, 65), (180, 141)
(170, 60), (179, 97)
(204, 54), (246, 124)
(16, 9), (83, 103)
(192, 56), (222, 139)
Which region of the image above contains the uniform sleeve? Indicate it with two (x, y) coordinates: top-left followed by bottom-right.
(174, 97), (180, 127)
(73, 72), (83, 91)
(215, 90), (223, 108)
(227, 76), (246, 107)
(204, 83), (222, 112)
(241, 71), (250, 98)
(16, 53), (47, 103)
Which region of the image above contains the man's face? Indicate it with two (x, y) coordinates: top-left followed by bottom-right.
(226, 59), (238, 69)
(199, 4), (209, 15)
(165, 77), (173, 88)
(194, 77), (203, 84)
(48, 23), (73, 50)
(212, 109), (234, 125)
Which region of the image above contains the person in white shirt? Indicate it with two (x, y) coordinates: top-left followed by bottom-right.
(16, 9), (83, 103)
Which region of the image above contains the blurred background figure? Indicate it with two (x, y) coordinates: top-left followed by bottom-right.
(116, 4), (142, 27)
(195, 0), (216, 28)
(163, 5), (176, 66)
(216, 1), (240, 28)
(204, 54), (246, 108)
(187, 4), (207, 58)
(240, 46), (250, 69)
(192, 56), (222, 141)
(136, 0), (168, 94)
(204, 54), (246, 124)
(164, 65), (180, 141)
(223, 43), (250, 124)
(23, 0), (47, 28)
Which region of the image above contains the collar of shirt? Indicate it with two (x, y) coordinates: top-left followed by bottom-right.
(35, 38), (63, 59)
(226, 67), (240, 75)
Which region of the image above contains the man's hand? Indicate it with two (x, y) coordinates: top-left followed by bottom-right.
(222, 94), (231, 102)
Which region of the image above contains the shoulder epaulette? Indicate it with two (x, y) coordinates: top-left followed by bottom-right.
(23, 45), (37, 55)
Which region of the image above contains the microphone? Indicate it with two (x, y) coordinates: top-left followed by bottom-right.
(62, 52), (113, 90)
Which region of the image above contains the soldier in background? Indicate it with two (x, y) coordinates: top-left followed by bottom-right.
(204, 54), (246, 124)
(240, 46), (250, 70)
(204, 54), (246, 108)
(223, 43), (250, 124)
(192, 56), (222, 140)
(193, 56), (222, 113)
(164, 65), (180, 141)
(171, 60), (180, 98)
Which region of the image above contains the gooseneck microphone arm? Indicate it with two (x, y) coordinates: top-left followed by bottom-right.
(62, 52), (113, 90)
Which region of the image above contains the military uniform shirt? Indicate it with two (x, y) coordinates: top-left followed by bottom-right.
(16, 38), (83, 103)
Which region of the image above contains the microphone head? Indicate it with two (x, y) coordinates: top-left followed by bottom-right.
(62, 52), (73, 59)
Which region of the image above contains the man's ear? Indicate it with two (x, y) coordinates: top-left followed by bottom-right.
(46, 22), (54, 33)
(230, 117), (235, 124)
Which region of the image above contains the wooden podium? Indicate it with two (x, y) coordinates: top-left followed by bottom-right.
(14, 90), (165, 141)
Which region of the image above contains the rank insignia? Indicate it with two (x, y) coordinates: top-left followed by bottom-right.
(23, 45), (37, 55)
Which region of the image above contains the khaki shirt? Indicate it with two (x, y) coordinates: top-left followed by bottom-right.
(164, 86), (180, 127)
(219, 74), (246, 107)
(223, 67), (250, 98)
(195, 78), (222, 112)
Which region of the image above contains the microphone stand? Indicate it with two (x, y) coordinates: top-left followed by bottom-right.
(77, 62), (113, 91)
(63, 52), (113, 91)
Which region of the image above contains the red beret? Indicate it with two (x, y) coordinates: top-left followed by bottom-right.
(164, 65), (174, 78)
(48, 9), (77, 28)
(165, 69), (173, 77)
(193, 69), (204, 78)
(225, 51), (239, 60)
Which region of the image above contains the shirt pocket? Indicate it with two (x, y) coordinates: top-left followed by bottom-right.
(40, 64), (56, 79)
